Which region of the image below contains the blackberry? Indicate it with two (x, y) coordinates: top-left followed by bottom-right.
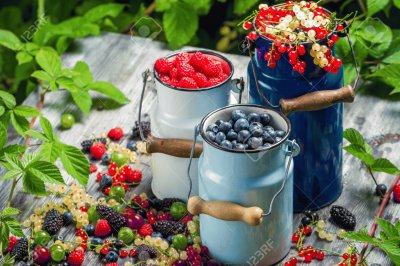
(136, 244), (157, 259)
(330, 205), (356, 231)
(96, 205), (126, 232)
(42, 209), (64, 235)
(153, 221), (185, 237)
(131, 121), (151, 140)
(80, 138), (107, 153)
(10, 237), (28, 261)
(149, 197), (183, 211)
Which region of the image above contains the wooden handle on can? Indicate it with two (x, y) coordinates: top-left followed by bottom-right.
(280, 85), (355, 115)
(187, 196), (263, 226)
(146, 136), (203, 158)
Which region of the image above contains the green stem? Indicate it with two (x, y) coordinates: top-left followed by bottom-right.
(38, 0), (45, 20)
(357, 0), (367, 14)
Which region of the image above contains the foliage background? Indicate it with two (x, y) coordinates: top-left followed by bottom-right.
(1, 0), (400, 102)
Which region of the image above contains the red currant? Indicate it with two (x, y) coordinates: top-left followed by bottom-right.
(316, 251), (325, 261)
(108, 166), (117, 176)
(259, 7), (269, 16)
(302, 226), (312, 236)
(342, 253), (349, 259)
(332, 58), (342, 68)
(247, 31), (258, 41)
(264, 53), (271, 61)
(350, 257), (357, 265)
(297, 45), (306, 56)
(304, 253), (313, 263)
(104, 187), (110, 195)
(96, 172), (104, 182)
(289, 50), (298, 59)
(328, 39), (335, 47)
(316, 6), (323, 12)
(129, 249), (137, 257)
(269, 60), (277, 68)
(289, 257), (297, 265)
(79, 206), (88, 212)
(278, 44), (287, 53)
(337, 24), (345, 31)
(291, 232), (300, 243)
(272, 52), (281, 61)
(243, 21), (253, 30)
(120, 250), (128, 258)
(101, 247), (109, 255)
(330, 34), (339, 42)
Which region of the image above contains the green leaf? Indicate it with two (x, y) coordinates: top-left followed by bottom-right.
(31, 70), (53, 82)
(343, 128), (368, 147)
(344, 228), (378, 244)
(1, 207), (20, 218)
(164, 2), (198, 48)
(60, 144), (89, 186)
(395, 0), (400, 9)
(155, 0), (177, 11)
(73, 61), (93, 87)
(379, 241), (400, 265)
(0, 223), (10, 253)
(13, 105), (39, 117)
(83, 3), (124, 22)
(71, 90), (92, 114)
(0, 90), (16, 109)
(86, 81), (129, 104)
(52, 17), (100, 39)
(369, 64), (400, 90)
(35, 48), (62, 77)
(371, 158), (400, 174)
(56, 36), (70, 54)
(1, 169), (22, 180)
(233, 0), (258, 15)
(343, 144), (375, 165)
(38, 141), (61, 163)
(188, 0), (212, 15)
(367, 0), (390, 16)
(40, 116), (55, 141)
(376, 217), (399, 237)
(10, 112), (29, 137)
(4, 218), (24, 237)
(0, 145), (26, 161)
(4, 153), (22, 170)
(0, 29), (22, 51)
(1, 253), (16, 266)
(0, 124), (6, 149)
(27, 161), (65, 185)
(383, 51), (400, 64)
(25, 130), (48, 141)
(0, 106), (5, 117)
(23, 170), (46, 195)
(16, 51), (33, 65)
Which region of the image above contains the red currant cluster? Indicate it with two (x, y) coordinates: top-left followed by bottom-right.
(291, 225), (312, 243)
(339, 252), (358, 266)
(243, 1), (345, 73)
(285, 246), (325, 265)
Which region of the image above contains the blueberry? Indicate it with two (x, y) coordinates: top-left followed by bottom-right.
(101, 153), (111, 165)
(260, 113), (271, 126)
(231, 140), (237, 146)
(218, 121), (232, 133)
(237, 130), (251, 143)
(232, 110), (246, 121)
(226, 130), (238, 141)
(276, 130), (286, 138)
(99, 175), (112, 190)
(249, 122), (263, 137)
(105, 251), (119, 262)
(63, 211), (73, 225)
(167, 235), (174, 243)
(234, 118), (249, 132)
(275, 137), (282, 143)
(207, 123), (219, 133)
(126, 140), (137, 151)
(205, 131), (216, 142)
(263, 143), (272, 148)
(215, 132), (226, 144)
(264, 126), (274, 132)
(220, 140), (233, 149)
(215, 119), (224, 126)
(248, 137), (263, 149)
(234, 143), (246, 150)
(91, 238), (104, 247)
(247, 112), (260, 123)
(114, 240), (124, 249)
(262, 131), (275, 144)
(84, 224), (95, 236)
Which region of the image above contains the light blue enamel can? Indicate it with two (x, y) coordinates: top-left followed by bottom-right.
(188, 104), (300, 266)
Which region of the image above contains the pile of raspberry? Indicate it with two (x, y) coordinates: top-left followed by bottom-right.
(154, 51), (231, 89)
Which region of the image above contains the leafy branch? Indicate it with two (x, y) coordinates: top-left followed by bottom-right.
(0, 207), (23, 256)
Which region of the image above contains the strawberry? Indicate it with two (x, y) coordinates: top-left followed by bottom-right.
(94, 219), (112, 238)
(67, 249), (85, 266)
(139, 223), (153, 237)
(178, 77), (198, 89)
(192, 73), (208, 88)
(89, 165), (97, 173)
(169, 67), (179, 79)
(125, 169), (142, 183)
(154, 58), (173, 75)
(393, 184), (400, 203)
(107, 127), (124, 141)
(90, 142), (106, 160)
(177, 63), (195, 79)
(203, 60), (223, 78)
(189, 52), (206, 71)
(160, 75), (171, 84)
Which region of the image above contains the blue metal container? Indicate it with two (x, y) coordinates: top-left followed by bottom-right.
(247, 36), (345, 211)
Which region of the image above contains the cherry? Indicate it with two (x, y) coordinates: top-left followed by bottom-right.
(278, 44), (287, 53)
(247, 31), (258, 41)
(243, 21), (253, 30)
(297, 45), (306, 56)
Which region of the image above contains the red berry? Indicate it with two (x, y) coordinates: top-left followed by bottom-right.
(105, 263), (119, 266)
(177, 63), (195, 79)
(339, 263), (347, 266)
(278, 44), (287, 53)
(130, 249), (137, 257)
(80, 244), (87, 251)
(264, 52), (271, 61)
(148, 216), (156, 224)
(342, 253), (349, 259)
(337, 24), (345, 31)
(272, 52), (281, 61)
(90, 142), (106, 160)
(104, 187), (110, 195)
(247, 31), (258, 41)
(392, 184), (400, 202)
(33, 246), (51, 265)
(291, 232), (300, 243)
(220, 60), (231, 75)
(79, 206), (88, 212)
(95, 219), (112, 238)
(125, 169), (142, 183)
(192, 72), (209, 88)
(120, 250), (128, 258)
(316, 6), (323, 12)
(243, 21), (253, 30)
(316, 251), (325, 261)
(304, 253), (313, 263)
(178, 77), (198, 89)
(169, 67), (179, 79)
(289, 50), (298, 59)
(154, 58), (173, 75)
(141, 200), (149, 208)
(290, 257), (298, 265)
(101, 247), (109, 255)
(297, 44), (306, 56)
(203, 60), (223, 78)
(89, 165), (97, 173)
(332, 58), (342, 68)
(284, 262), (291, 266)
(108, 166), (116, 176)
(302, 226), (312, 236)
(107, 127), (124, 141)
(331, 34), (339, 43)
(6, 236), (17, 253)
(268, 60), (277, 68)
(67, 249), (85, 266)
(96, 172), (104, 182)
(139, 223), (153, 237)
(351, 257), (357, 265)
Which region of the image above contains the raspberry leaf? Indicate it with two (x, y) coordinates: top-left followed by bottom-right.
(376, 217), (399, 238)
(83, 3), (124, 23)
(0, 90), (16, 109)
(35, 47), (62, 77)
(13, 105), (40, 117)
(367, 0), (390, 16)
(0, 29), (22, 51)
(371, 158), (400, 175)
(27, 160), (65, 185)
(1, 207), (20, 218)
(3, 218), (24, 237)
(86, 81), (129, 104)
(60, 143), (89, 186)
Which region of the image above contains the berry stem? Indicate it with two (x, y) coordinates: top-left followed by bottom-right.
(358, 175), (400, 264)
(366, 167), (384, 197)
(313, 247), (342, 256)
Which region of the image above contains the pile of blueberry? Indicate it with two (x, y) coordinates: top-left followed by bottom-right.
(204, 109), (286, 150)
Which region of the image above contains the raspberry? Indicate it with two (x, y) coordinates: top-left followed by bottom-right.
(207, 77), (221, 87)
(107, 127), (124, 141)
(67, 249), (85, 266)
(177, 63), (195, 78)
(192, 72), (208, 88)
(42, 209), (64, 235)
(90, 142), (106, 160)
(330, 205), (356, 230)
(10, 237), (28, 261)
(169, 67), (179, 79)
(80, 138), (107, 153)
(160, 75), (171, 84)
(170, 79), (179, 87)
(96, 205), (126, 232)
(393, 184), (400, 203)
(217, 73), (228, 83)
(174, 52), (191, 66)
(154, 58), (173, 75)
(139, 223), (153, 237)
(220, 60), (231, 75)
(125, 169), (142, 183)
(94, 219), (112, 238)
(189, 52), (206, 71)
(178, 77), (198, 89)
(203, 60), (222, 78)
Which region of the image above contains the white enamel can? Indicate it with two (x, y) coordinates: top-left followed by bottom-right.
(141, 50), (243, 200)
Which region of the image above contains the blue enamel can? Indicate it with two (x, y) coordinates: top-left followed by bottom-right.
(247, 35), (345, 211)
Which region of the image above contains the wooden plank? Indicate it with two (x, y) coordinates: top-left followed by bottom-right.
(1, 32), (399, 265)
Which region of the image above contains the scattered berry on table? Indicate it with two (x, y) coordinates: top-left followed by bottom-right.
(131, 120), (151, 140)
(90, 142), (106, 159)
(153, 220), (186, 237)
(80, 138), (107, 153)
(139, 223), (153, 237)
(10, 237), (28, 261)
(60, 113), (75, 129)
(393, 183), (400, 203)
(107, 127), (124, 141)
(170, 202), (188, 220)
(5, 235), (17, 253)
(96, 205), (126, 232)
(32, 246), (51, 265)
(330, 205), (356, 230)
(136, 244), (157, 259)
(375, 183), (387, 196)
(42, 209), (64, 235)
(67, 249), (85, 266)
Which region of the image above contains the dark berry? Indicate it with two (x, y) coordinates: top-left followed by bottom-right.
(205, 131), (216, 142)
(249, 122), (263, 137)
(330, 205), (356, 230)
(136, 244), (157, 259)
(42, 209), (64, 235)
(375, 184), (387, 196)
(259, 113), (271, 126)
(226, 130), (238, 141)
(131, 121), (151, 140)
(83, 224), (95, 236)
(153, 221), (185, 237)
(63, 211), (73, 225)
(104, 251), (119, 262)
(99, 175), (112, 190)
(262, 131), (275, 144)
(220, 140), (232, 149)
(115, 240), (124, 249)
(218, 121), (232, 133)
(248, 137), (263, 149)
(81, 138), (107, 153)
(96, 205), (126, 232)
(207, 123), (219, 133)
(247, 113), (261, 123)
(237, 130), (251, 143)
(215, 132), (226, 144)
(126, 140), (137, 151)
(148, 198), (183, 210)
(301, 216), (312, 226)
(234, 118), (249, 132)
(232, 110), (246, 121)
(234, 143), (246, 150)
(10, 237), (28, 261)
(276, 130), (286, 138)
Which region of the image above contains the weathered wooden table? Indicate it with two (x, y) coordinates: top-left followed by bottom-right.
(2, 33), (399, 265)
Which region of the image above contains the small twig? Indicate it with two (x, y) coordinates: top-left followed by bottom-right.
(367, 167), (384, 197)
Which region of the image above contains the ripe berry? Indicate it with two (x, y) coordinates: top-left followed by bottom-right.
(291, 232), (300, 243)
(177, 63), (195, 78)
(154, 58), (173, 75)
(297, 44), (306, 56)
(67, 249), (85, 266)
(90, 142), (106, 160)
(95, 219), (112, 238)
(304, 253), (313, 262)
(139, 223), (153, 237)
(243, 21), (253, 30)
(107, 127), (124, 141)
(393, 184), (400, 203)
(337, 24), (345, 31)
(33, 246), (51, 265)
(302, 226), (312, 236)
(375, 184), (387, 196)
(269, 60), (277, 68)
(120, 249), (128, 258)
(90, 165), (97, 173)
(125, 169), (142, 183)
(330, 34), (339, 42)
(247, 31), (258, 41)
(178, 77), (198, 89)
(203, 60), (222, 78)
(278, 44), (287, 53)
(301, 216), (312, 226)
(264, 52), (271, 61)
(192, 72), (208, 88)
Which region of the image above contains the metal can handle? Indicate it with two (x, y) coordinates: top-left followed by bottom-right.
(138, 69), (152, 142)
(230, 77), (244, 104)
